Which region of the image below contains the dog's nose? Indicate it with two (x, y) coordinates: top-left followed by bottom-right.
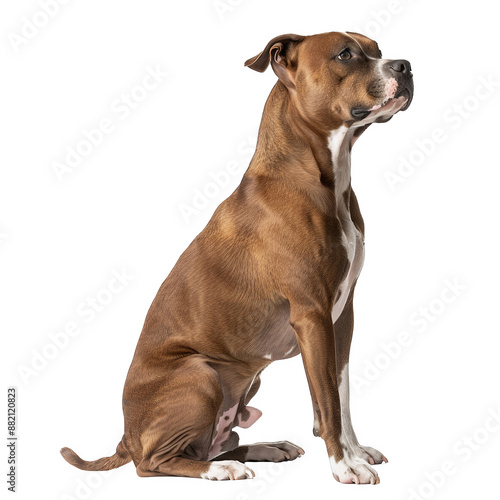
(388, 59), (412, 75)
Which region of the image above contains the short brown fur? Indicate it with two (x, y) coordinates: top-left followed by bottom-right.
(61, 31), (413, 484)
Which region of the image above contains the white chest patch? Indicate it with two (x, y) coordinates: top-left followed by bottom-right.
(327, 126), (365, 324)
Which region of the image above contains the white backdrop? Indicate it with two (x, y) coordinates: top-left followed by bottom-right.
(2, 1), (500, 499)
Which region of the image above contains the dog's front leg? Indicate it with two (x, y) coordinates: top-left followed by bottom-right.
(291, 307), (380, 485)
(334, 296), (388, 466)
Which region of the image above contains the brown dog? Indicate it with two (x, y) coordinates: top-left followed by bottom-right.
(61, 31), (413, 484)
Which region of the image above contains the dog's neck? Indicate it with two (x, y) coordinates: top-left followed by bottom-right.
(250, 81), (367, 207)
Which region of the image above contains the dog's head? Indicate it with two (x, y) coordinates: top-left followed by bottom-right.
(245, 31), (414, 130)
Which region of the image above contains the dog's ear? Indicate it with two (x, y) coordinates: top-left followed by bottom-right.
(244, 34), (305, 88)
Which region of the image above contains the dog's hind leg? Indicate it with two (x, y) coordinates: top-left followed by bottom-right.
(137, 456), (254, 480)
(128, 356), (255, 480)
(213, 441), (305, 462)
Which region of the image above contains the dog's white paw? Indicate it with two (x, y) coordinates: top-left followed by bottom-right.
(352, 444), (388, 465)
(330, 455), (380, 484)
(201, 460), (255, 481)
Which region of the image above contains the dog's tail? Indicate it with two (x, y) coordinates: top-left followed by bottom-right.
(60, 436), (131, 471)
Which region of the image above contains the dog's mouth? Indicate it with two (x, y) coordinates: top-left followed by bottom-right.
(371, 89), (411, 111)
(351, 74), (414, 123)
(393, 86), (413, 111)
(351, 95), (408, 124)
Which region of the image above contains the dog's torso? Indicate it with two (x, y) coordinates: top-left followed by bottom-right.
(123, 87), (366, 461)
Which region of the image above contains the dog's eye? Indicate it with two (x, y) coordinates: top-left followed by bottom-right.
(337, 49), (352, 61)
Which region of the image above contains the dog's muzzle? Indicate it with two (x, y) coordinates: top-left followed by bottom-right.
(350, 58), (414, 122)
(386, 59), (414, 110)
